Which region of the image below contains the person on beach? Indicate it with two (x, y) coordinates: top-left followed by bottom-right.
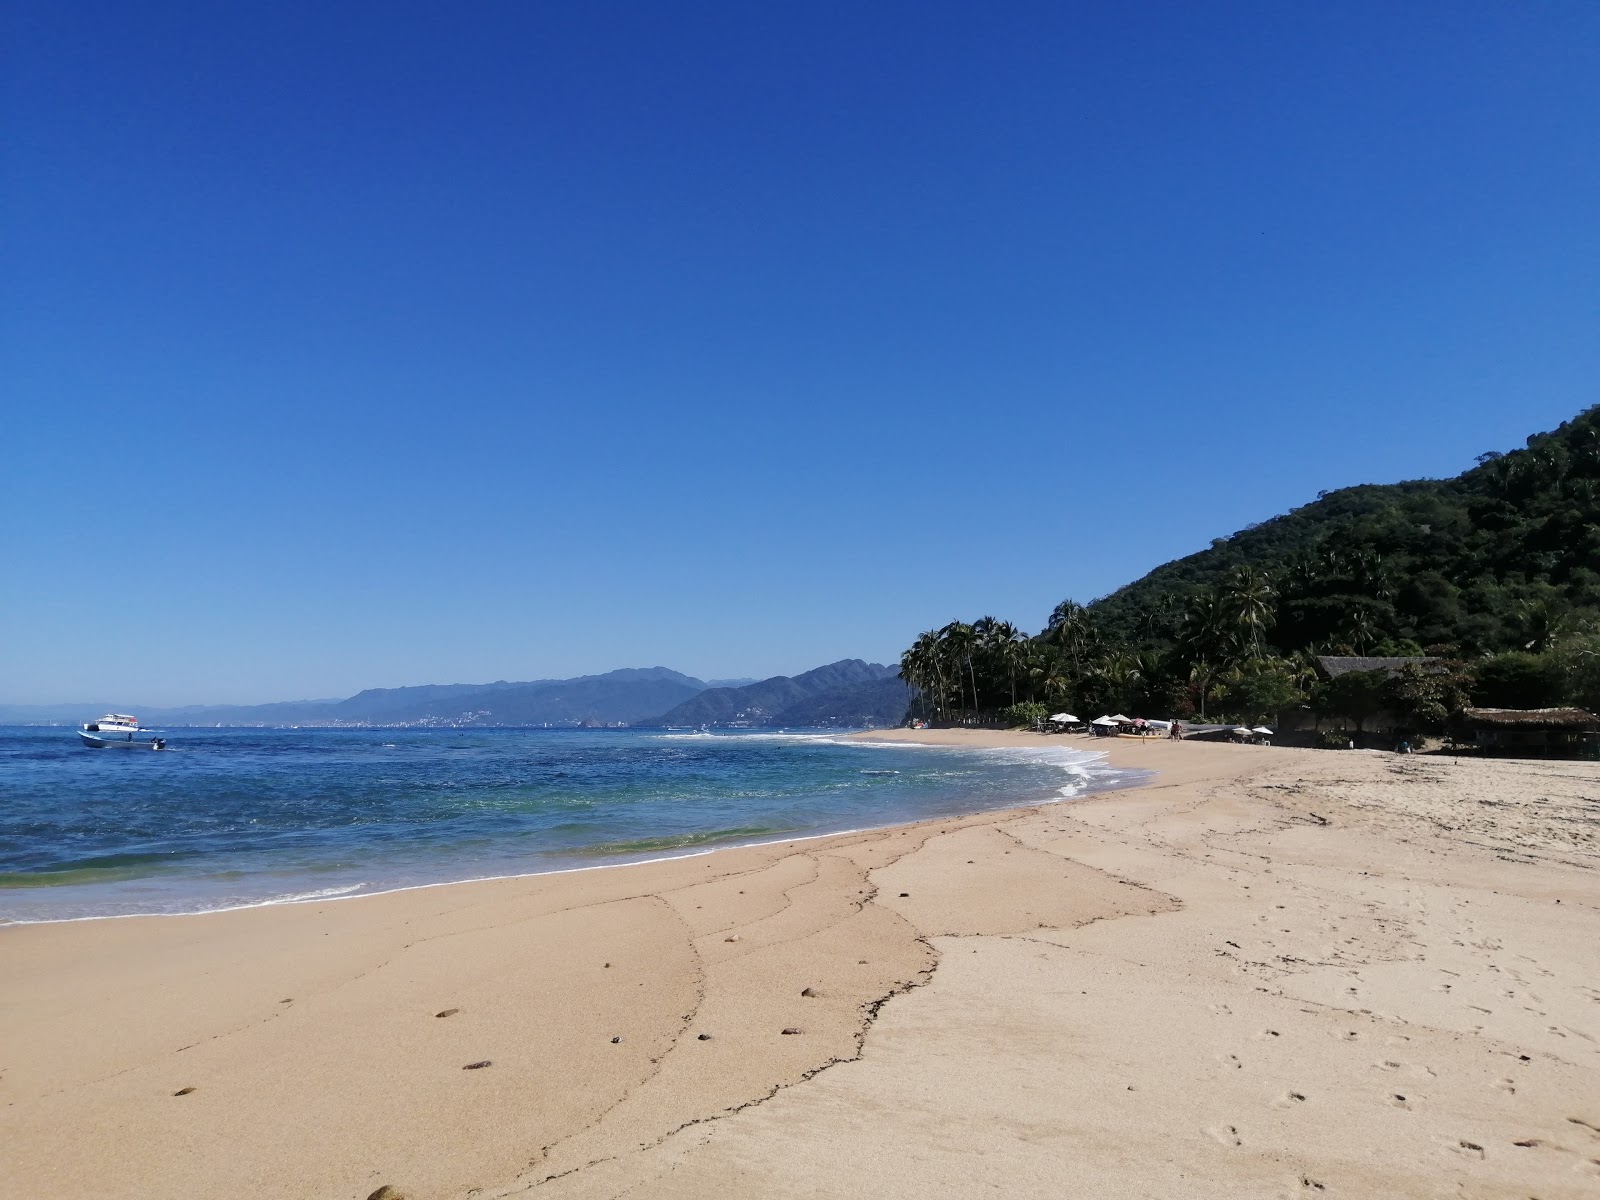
(1170, 721), (1183, 741)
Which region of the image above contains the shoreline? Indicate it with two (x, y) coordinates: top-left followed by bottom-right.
(0, 730), (1141, 928)
(3, 731), (1595, 1198)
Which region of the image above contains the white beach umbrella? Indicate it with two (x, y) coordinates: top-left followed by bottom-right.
(1252, 726), (1274, 735)
(1108, 713), (1132, 723)
(1091, 716), (1119, 726)
(1049, 713), (1079, 724)
(1233, 726), (1254, 735)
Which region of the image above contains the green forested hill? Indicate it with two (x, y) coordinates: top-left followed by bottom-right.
(899, 406), (1600, 731)
(1089, 406), (1600, 657)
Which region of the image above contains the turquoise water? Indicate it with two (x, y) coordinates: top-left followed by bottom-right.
(0, 727), (1149, 923)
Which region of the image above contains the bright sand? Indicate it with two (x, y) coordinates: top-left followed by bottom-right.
(2, 732), (1597, 1198)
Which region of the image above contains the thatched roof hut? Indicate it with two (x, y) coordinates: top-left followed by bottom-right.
(1454, 707), (1600, 758)
(1461, 707), (1599, 729)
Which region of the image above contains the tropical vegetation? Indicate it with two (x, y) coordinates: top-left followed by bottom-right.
(899, 406), (1600, 731)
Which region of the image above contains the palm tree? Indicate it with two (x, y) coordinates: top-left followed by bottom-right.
(1188, 659), (1217, 719)
(1518, 598), (1569, 654)
(1341, 603), (1379, 653)
(1030, 646), (1072, 708)
(900, 631), (946, 721)
(1225, 567), (1277, 658)
(1045, 600), (1093, 671)
(1180, 590), (1237, 667)
(983, 618), (1027, 707)
(939, 621), (980, 720)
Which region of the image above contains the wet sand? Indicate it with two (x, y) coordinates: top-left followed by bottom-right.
(2, 732), (1596, 1198)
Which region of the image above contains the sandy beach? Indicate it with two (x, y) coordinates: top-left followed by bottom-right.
(3, 731), (1597, 1199)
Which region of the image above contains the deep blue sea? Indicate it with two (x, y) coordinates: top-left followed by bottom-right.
(0, 726), (1149, 923)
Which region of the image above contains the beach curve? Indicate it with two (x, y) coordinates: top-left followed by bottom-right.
(2, 732), (1596, 1199)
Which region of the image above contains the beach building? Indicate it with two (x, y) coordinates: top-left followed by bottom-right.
(1452, 707), (1600, 759)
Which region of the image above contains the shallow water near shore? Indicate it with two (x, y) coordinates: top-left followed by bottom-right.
(0, 726), (1149, 922)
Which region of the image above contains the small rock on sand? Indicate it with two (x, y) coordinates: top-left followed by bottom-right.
(697, 1033), (712, 1041)
(173, 1087), (196, 1096)
(800, 987), (816, 997)
(610, 1036), (622, 1043)
(462, 1060), (492, 1070)
(782, 1028), (802, 1035)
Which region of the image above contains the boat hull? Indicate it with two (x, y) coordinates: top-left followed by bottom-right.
(78, 730), (165, 750)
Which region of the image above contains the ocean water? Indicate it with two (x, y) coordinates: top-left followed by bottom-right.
(0, 727), (1150, 923)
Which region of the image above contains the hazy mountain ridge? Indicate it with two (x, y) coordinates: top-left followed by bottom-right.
(1, 664), (910, 728)
(645, 660), (903, 727)
(764, 676), (915, 728)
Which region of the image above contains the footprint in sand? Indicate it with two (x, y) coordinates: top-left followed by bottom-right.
(1388, 1093), (1410, 1109)
(1270, 1091), (1309, 1109)
(1374, 1060), (1435, 1079)
(1206, 1124), (1243, 1147)
(1218, 1053), (1244, 1071)
(1454, 1139), (1485, 1160)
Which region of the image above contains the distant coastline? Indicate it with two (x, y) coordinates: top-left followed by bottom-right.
(0, 659), (913, 731)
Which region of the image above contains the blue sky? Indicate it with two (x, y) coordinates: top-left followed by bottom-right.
(4, 2), (1597, 705)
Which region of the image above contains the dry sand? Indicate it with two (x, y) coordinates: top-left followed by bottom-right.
(2, 732), (1597, 1198)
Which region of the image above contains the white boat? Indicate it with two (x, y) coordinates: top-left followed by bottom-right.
(78, 714), (167, 750)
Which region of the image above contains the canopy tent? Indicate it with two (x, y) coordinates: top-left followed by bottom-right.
(1048, 714), (1080, 724)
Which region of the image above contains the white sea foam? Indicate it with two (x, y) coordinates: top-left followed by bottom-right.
(652, 731), (841, 744)
(265, 883), (366, 904)
(663, 729), (1136, 804)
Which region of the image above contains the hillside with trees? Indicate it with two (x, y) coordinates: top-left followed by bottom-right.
(899, 406), (1600, 734)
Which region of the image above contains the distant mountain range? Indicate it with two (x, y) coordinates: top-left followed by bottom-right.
(1, 661), (912, 729)
(648, 660), (907, 728)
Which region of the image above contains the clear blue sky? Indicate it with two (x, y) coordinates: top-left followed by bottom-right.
(4, 2), (1596, 705)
